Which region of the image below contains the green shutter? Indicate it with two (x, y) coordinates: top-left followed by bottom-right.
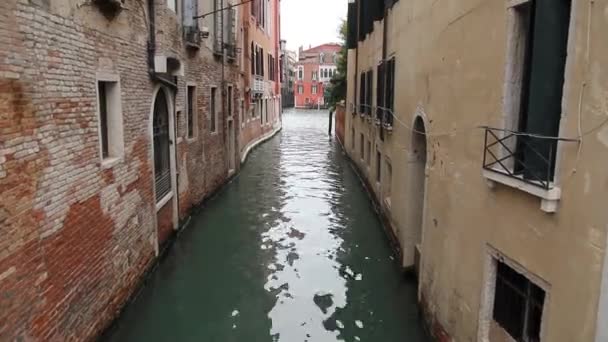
(522, 0), (571, 181)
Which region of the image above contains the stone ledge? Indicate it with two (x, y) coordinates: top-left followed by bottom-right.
(482, 169), (561, 213)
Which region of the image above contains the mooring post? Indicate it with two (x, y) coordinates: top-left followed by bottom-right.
(328, 110), (333, 137)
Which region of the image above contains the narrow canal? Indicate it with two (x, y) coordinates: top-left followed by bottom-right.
(102, 109), (428, 342)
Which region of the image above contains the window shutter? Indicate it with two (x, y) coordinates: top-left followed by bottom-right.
(522, 0), (571, 181)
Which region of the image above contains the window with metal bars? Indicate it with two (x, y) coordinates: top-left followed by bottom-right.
(493, 261), (545, 342)
(153, 91), (171, 202)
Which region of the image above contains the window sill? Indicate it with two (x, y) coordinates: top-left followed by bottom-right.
(482, 169), (561, 213)
(186, 136), (197, 144)
(156, 191), (173, 212)
(100, 156), (122, 170)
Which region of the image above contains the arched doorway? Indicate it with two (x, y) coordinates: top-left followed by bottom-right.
(404, 116), (428, 270)
(152, 87), (177, 245)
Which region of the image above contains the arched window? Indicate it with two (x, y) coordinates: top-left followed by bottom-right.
(153, 90), (171, 202)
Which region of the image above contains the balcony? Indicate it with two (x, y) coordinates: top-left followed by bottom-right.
(481, 126), (577, 212)
(183, 26), (201, 50)
(252, 75), (264, 94)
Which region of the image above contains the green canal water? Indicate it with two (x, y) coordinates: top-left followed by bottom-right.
(102, 109), (429, 342)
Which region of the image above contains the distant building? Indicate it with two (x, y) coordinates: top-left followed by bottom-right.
(294, 43), (341, 109)
(239, 0), (282, 156)
(280, 40), (296, 108)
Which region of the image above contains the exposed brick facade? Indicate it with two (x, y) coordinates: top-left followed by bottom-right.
(0, 0), (277, 340)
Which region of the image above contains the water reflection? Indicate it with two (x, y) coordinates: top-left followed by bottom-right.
(102, 109), (427, 342)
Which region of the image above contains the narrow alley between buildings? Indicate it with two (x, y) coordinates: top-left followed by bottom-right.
(101, 109), (428, 342)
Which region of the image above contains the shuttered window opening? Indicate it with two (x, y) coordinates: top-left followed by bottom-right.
(385, 58), (395, 126)
(514, 0), (571, 182)
(153, 91), (172, 202)
(359, 72), (366, 114)
(376, 62), (385, 121)
(365, 70), (373, 116)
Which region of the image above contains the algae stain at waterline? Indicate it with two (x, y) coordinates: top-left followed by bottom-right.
(102, 109), (428, 342)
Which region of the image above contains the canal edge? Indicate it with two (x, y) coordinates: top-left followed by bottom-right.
(97, 123), (283, 341)
(240, 124), (283, 164)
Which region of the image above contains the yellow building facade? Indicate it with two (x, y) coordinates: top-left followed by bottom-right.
(345, 0), (608, 341)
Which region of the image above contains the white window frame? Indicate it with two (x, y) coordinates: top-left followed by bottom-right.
(95, 73), (124, 169)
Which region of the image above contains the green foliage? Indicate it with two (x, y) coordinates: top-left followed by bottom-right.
(326, 20), (348, 111)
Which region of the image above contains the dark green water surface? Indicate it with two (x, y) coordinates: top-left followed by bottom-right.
(103, 109), (428, 342)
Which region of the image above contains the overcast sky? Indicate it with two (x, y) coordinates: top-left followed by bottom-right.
(280, 0), (347, 53)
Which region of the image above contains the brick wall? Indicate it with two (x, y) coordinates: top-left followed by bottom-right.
(0, 0), (241, 340)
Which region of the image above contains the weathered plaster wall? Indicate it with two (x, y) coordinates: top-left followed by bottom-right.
(346, 0), (608, 341)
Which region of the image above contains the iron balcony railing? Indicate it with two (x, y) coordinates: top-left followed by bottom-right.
(351, 103), (394, 130)
(482, 126), (577, 190)
(183, 26), (202, 49)
(252, 75), (264, 94)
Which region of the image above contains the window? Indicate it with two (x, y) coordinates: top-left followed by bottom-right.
(385, 58), (396, 126)
(227, 85), (233, 118)
(376, 150), (381, 183)
(359, 72), (366, 113)
(319, 53), (325, 64)
(351, 128), (355, 149)
(251, 42), (255, 75)
(96, 80), (123, 161)
(493, 261), (545, 342)
(366, 70), (373, 116)
(376, 62), (385, 121)
(312, 71), (318, 81)
(210, 87), (217, 133)
(264, 99), (268, 124)
(298, 66), (303, 80)
(385, 160), (392, 198)
(312, 85), (318, 94)
(366, 140), (371, 165)
(360, 133), (364, 159)
(359, 70), (373, 116)
(153, 90), (171, 202)
(297, 85), (304, 94)
(167, 0), (177, 12)
(186, 85), (196, 139)
(240, 99), (244, 127)
(506, 0), (572, 182)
